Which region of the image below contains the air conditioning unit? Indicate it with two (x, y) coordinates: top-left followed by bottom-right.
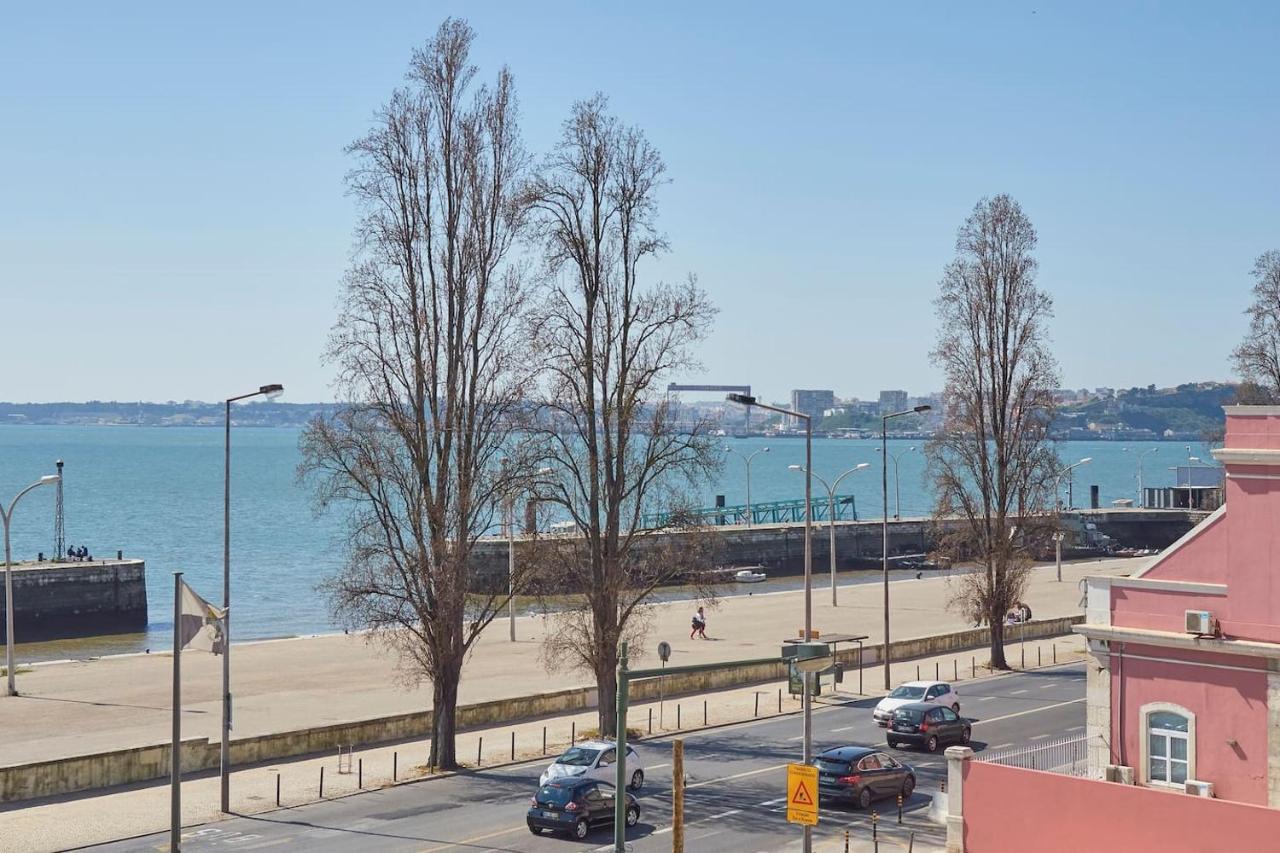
(1185, 779), (1214, 798)
(1185, 610), (1215, 636)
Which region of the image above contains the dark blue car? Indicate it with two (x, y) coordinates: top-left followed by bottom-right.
(527, 777), (640, 839)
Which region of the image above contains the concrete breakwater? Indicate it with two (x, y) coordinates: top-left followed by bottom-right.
(0, 559), (147, 643)
(0, 615), (1081, 803)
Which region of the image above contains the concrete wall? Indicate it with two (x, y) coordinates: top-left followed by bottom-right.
(956, 757), (1280, 853)
(0, 615), (1080, 803)
(0, 560), (146, 642)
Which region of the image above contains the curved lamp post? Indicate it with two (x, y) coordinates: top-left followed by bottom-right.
(3, 473), (61, 696)
(881, 405), (930, 690)
(874, 445), (916, 519)
(1123, 447), (1159, 507)
(789, 462), (870, 606)
(221, 383), (283, 812)
(1053, 457), (1092, 582)
(724, 445), (769, 526)
(502, 461), (554, 642)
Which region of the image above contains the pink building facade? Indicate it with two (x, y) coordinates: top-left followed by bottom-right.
(1077, 405), (1280, 805)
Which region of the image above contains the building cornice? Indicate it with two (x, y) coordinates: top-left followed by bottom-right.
(1211, 448), (1280, 466)
(1111, 578), (1228, 596)
(1222, 405), (1280, 416)
(1074, 623), (1280, 661)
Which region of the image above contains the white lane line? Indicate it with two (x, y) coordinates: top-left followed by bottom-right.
(648, 762), (670, 771)
(1067, 725), (1085, 732)
(787, 734), (805, 741)
(978, 696), (995, 702)
(831, 725), (855, 732)
(972, 697), (1085, 727)
(1030, 734), (1053, 741)
(758, 797), (787, 806)
(704, 809), (743, 820)
(1040, 683), (1058, 689)
(990, 743), (1013, 749)
(1010, 689), (1028, 695)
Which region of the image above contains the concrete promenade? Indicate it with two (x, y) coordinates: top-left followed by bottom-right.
(1, 557), (1141, 771)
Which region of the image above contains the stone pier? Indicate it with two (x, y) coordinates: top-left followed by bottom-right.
(0, 559), (147, 642)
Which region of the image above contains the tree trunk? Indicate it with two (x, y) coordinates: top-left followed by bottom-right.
(430, 665), (461, 769)
(988, 617), (1009, 670)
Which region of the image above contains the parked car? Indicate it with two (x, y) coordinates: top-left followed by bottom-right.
(538, 741), (644, 790)
(527, 778), (640, 839)
(872, 680), (960, 726)
(886, 702), (971, 752)
(813, 746), (916, 810)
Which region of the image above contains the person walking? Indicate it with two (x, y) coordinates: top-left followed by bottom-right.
(690, 606), (707, 640)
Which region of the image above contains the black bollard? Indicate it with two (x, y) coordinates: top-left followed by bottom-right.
(276, 772), (281, 806)
(511, 731), (516, 761)
(477, 737), (483, 766)
(393, 751), (398, 782)
(320, 765), (324, 798)
(358, 758), (362, 789)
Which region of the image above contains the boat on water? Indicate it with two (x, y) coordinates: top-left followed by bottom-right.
(734, 566), (767, 583)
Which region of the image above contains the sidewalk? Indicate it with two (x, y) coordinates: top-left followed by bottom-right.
(2, 633), (1087, 852)
(1, 557), (1137, 770)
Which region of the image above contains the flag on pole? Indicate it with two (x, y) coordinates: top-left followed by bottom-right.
(177, 578), (225, 654)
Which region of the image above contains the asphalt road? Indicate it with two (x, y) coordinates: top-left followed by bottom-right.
(84, 664), (1086, 853)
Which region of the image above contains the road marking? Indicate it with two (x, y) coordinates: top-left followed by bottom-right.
(978, 696), (995, 702)
(1040, 683), (1058, 689)
(688, 762), (790, 790)
(1010, 689), (1028, 695)
(649, 762), (670, 770)
(1031, 734), (1053, 741)
(705, 809), (743, 820)
(972, 697), (1085, 727)
(420, 823), (527, 851)
(990, 743), (1013, 749)
(1067, 725), (1085, 732)
(831, 725), (855, 732)
(759, 797), (787, 806)
(787, 734), (805, 741)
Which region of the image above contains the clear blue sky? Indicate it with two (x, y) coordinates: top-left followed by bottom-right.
(3, 2), (1277, 404)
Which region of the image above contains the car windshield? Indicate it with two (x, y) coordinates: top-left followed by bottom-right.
(894, 707), (925, 722)
(889, 686), (926, 699)
(557, 747), (601, 767)
(537, 784), (574, 805)
(814, 758), (850, 774)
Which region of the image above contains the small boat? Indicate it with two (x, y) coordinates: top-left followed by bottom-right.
(734, 567), (768, 583)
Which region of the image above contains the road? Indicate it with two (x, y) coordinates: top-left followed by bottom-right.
(85, 665), (1086, 853)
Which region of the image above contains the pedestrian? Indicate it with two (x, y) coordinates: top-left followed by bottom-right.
(690, 606), (707, 640)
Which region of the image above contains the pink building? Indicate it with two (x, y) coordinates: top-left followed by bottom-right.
(1076, 405), (1280, 804)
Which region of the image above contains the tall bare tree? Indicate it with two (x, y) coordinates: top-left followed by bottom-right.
(927, 194), (1060, 670)
(300, 19), (532, 768)
(524, 95), (718, 735)
(1232, 250), (1280, 401)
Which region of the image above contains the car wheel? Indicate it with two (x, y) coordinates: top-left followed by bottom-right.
(629, 769), (644, 791)
(528, 824), (541, 835)
(961, 726), (971, 744)
(857, 787), (873, 810)
(926, 735), (939, 753)
(887, 738), (898, 749)
(902, 775), (916, 798)
(574, 818), (590, 839)
(952, 703), (961, 714)
(626, 806), (640, 827)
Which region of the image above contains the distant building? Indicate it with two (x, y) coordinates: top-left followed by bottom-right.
(878, 389), (908, 414)
(790, 389), (834, 421)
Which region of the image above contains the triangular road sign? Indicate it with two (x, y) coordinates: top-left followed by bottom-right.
(791, 780), (814, 806)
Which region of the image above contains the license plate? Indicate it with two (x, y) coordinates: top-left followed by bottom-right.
(893, 723), (911, 731)
(542, 810), (557, 818)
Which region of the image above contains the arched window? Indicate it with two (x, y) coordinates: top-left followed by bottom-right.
(1141, 703), (1195, 787)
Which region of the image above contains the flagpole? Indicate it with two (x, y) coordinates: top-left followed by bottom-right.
(172, 571), (182, 853)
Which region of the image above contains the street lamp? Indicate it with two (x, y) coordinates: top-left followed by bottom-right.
(3, 473), (60, 697)
(882, 405), (930, 690)
(1123, 447), (1158, 507)
(502, 461), (553, 642)
(874, 445), (916, 519)
(724, 445), (769, 526)
(789, 463), (870, 606)
(727, 392), (814, 853)
(1053, 458), (1092, 582)
(221, 383), (282, 812)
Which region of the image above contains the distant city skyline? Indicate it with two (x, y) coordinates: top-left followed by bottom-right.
(4, 2), (1277, 404)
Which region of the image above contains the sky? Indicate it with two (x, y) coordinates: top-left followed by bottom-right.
(3, 1), (1278, 404)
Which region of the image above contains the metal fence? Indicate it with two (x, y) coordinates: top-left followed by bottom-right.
(977, 734), (1091, 777)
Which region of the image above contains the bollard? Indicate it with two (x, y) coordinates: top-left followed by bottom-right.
(777, 688), (782, 713)
(677, 704), (681, 729)
(358, 758), (362, 789)
(1021, 646), (1025, 668)
(320, 765), (324, 798)
(935, 661), (939, 680)
(704, 700), (707, 726)
(649, 708), (653, 734)
(754, 693), (759, 717)
(844, 829), (849, 853)
(872, 810), (879, 840)
(909, 830), (915, 852)
(393, 751), (398, 782)
(1038, 646), (1042, 667)
(941, 780), (946, 793)
(972, 656), (975, 678)
(915, 664), (920, 680)
(477, 737), (483, 766)
(276, 772), (281, 807)
(571, 722), (575, 744)
(543, 726), (547, 755)
(897, 793), (903, 824)
(954, 659), (958, 681)
(511, 731), (516, 761)
(1053, 644), (1057, 664)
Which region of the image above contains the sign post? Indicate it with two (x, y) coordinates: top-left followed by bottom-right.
(787, 762), (819, 827)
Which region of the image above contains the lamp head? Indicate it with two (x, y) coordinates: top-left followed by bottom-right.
(913, 404), (932, 413)
(1079, 457), (1093, 465)
(727, 393), (757, 406)
(260, 383), (284, 400)
(788, 464), (803, 471)
(536, 467), (554, 476)
(762, 446), (770, 453)
(39, 474), (60, 484)
(855, 463), (870, 470)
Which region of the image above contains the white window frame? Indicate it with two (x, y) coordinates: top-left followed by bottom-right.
(1138, 702), (1196, 789)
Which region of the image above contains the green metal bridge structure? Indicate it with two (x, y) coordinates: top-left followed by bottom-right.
(641, 494), (858, 529)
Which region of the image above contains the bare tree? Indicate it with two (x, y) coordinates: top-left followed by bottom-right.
(300, 19), (532, 769)
(1232, 250), (1280, 401)
(927, 195), (1060, 670)
(523, 95), (719, 735)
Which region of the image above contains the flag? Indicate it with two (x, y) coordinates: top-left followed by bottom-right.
(177, 578), (226, 654)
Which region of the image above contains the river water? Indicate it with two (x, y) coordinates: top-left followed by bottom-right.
(0, 426), (1210, 658)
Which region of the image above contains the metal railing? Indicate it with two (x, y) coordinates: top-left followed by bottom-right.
(977, 734), (1091, 776)
(641, 494), (858, 528)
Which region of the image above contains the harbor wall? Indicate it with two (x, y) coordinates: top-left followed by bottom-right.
(0, 560), (147, 642)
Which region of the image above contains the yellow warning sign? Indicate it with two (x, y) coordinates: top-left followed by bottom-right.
(786, 762), (819, 825)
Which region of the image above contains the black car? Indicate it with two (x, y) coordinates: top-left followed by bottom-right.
(527, 778), (640, 839)
(813, 746), (916, 810)
(886, 702), (971, 752)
